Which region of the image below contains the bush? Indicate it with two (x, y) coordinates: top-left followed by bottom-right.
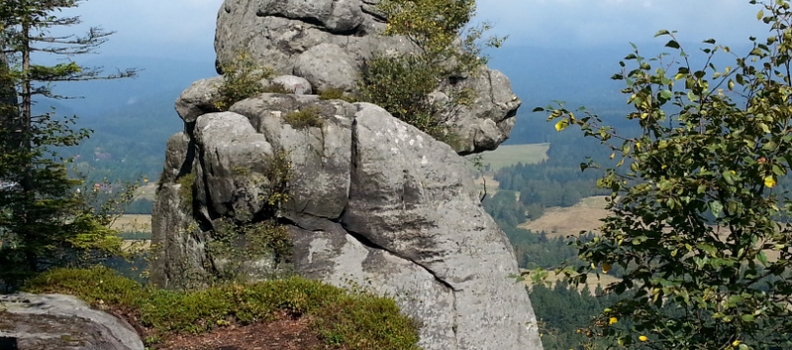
(356, 0), (502, 143)
(175, 172), (195, 214)
(206, 219), (293, 282)
(214, 51), (274, 111)
(358, 55), (447, 138)
(23, 267), (422, 349)
(283, 107), (323, 130)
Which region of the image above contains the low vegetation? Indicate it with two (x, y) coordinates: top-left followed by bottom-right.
(284, 107), (323, 130)
(23, 267), (422, 349)
(537, 1), (792, 348)
(356, 0), (501, 143)
(317, 87), (358, 102)
(213, 50), (274, 111)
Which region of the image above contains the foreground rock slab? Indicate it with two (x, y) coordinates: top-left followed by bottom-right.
(0, 293), (144, 350)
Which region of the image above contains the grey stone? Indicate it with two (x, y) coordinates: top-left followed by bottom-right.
(193, 112), (274, 220)
(337, 103), (542, 349)
(215, 0), (414, 77)
(152, 100), (543, 349)
(258, 0), (364, 33)
(0, 293), (144, 350)
(293, 43), (358, 93)
(270, 75), (312, 95)
(149, 182), (208, 289)
(153, 1), (543, 348)
(214, 0), (520, 153)
(440, 69), (522, 154)
(230, 95), (355, 219)
(174, 75), (224, 123)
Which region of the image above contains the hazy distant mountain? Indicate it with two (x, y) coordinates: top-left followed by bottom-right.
(50, 56), (217, 119)
(34, 56), (217, 181)
(36, 43), (755, 180)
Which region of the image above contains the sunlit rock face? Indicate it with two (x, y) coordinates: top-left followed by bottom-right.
(214, 0), (521, 155)
(151, 1), (543, 349)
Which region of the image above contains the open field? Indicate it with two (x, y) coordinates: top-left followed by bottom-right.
(519, 196), (610, 239)
(522, 269), (620, 295)
(465, 143), (550, 172)
(112, 214), (152, 233)
(134, 183), (157, 201)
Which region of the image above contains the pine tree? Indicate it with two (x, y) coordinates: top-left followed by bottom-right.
(0, 0), (136, 289)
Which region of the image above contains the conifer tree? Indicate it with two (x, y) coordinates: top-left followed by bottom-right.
(0, 0), (136, 288)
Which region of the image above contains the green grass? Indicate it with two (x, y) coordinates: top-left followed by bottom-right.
(23, 267), (421, 350)
(466, 143), (550, 172)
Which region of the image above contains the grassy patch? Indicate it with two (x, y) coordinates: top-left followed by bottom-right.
(23, 267), (421, 350)
(317, 87), (358, 103)
(284, 107), (323, 130)
(466, 143), (550, 172)
(261, 82), (293, 94)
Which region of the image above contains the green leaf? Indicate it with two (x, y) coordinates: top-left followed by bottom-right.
(758, 251), (768, 265)
(742, 314), (755, 322)
(699, 243), (717, 256)
(654, 29), (671, 37)
(710, 200), (723, 217)
(665, 40), (680, 49)
(758, 9), (765, 20)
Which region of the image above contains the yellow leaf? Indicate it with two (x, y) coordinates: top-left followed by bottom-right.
(609, 317), (618, 325)
(765, 176), (777, 188)
(554, 119), (569, 132)
(639, 335), (648, 342)
(610, 153), (615, 159)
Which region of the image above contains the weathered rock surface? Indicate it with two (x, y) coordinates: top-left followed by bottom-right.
(0, 293), (144, 350)
(154, 0), (542, 348)
(214, 0), (521, 154)
(152, 95), (543, 350)
(270, 75), (312, 95)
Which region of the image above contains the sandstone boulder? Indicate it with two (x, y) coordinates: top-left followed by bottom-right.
(214, 0), (521, 153)
(151, 96), (543, 350)
(270, 75), (312, 95)
(0, 293), (144, 350)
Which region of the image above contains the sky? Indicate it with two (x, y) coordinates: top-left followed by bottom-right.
(67, 0), (770, 61)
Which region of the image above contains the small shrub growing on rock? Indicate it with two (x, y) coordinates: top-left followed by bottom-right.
(262, 149), (292, 209)
(358, 0), (503, 143)
(318, 87), (358, 103)
(283, 107), (323, 130)
(205, 219), (293, 282)
(175, 172), (195, 214)
(261, 82), (293, 94)
(214, 50), (274, 111)
(23, 267), (422, 350)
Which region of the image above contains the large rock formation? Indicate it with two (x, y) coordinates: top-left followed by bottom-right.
(152, 94), (542, 350)
(214, 0), (520, 155)
(151, 0), (543, 349)
(0, 293), (144, 350)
